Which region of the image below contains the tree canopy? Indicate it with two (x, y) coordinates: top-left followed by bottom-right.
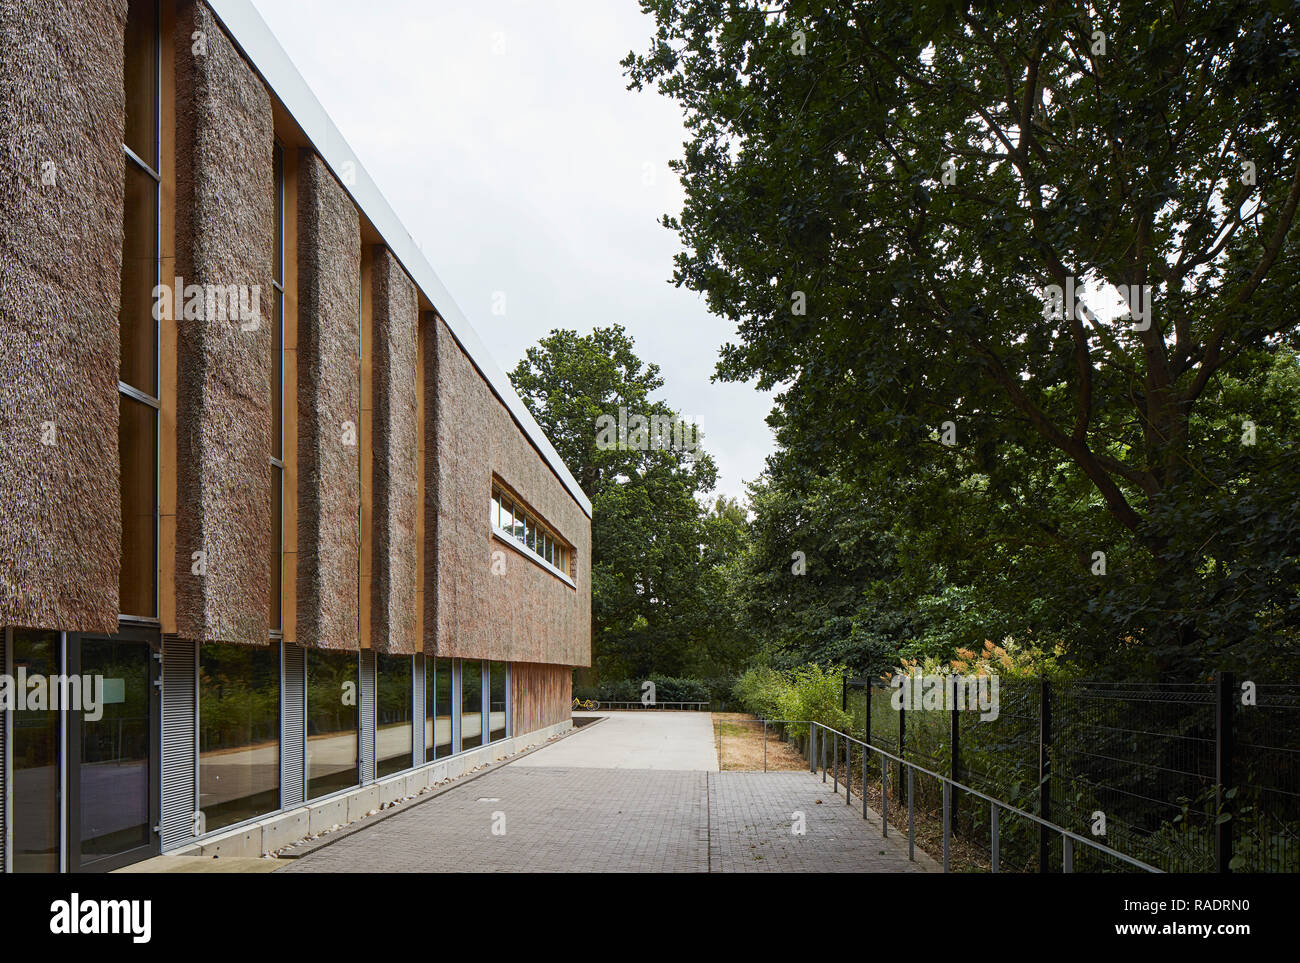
(626, 0), (1300, 674)
(510, 325), (752, 680)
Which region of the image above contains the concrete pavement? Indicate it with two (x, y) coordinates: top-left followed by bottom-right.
(513, 711), (720, 770)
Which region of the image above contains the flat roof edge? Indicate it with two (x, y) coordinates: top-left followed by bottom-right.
(207, 0), (593, 518)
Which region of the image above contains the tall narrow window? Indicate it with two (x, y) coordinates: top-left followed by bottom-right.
(375, 654), (413, 777)
(428, 657), (452, 760)
(119, 0), (159, 619)
(306, 649), (358, 800)
(12, 631), (60, 872)
(199, 642), (280, 833)
(461, 660), (483, 750)
(270, 142), (284, 632)
(489, 661), (506, 742)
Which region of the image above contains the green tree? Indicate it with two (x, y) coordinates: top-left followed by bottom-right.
(510, 325), (733, 680)
(626, 1), (1300, 672)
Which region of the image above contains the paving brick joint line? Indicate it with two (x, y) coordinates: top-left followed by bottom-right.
(280, 763), (937, 873)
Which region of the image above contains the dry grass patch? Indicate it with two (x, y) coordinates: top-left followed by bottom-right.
(712, 712), (806, 771)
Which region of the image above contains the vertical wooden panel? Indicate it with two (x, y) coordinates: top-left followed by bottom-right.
(280, 141), (299, 644)
(158, 0), (178, 635)
(358, 246), (372, 650)
(510, 662), (572, 736)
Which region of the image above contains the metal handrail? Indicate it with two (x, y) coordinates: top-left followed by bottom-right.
(764, 718), (1162, 873)
(590, 701), (711, 710)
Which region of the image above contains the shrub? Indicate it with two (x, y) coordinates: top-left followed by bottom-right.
(732, 665), (789, 719)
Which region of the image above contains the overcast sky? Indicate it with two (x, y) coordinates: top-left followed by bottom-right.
(249, 0), (775, 503)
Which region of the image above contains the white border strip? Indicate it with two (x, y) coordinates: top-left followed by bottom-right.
(207, 0), (592, 517)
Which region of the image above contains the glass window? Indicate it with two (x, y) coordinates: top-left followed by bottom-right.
(269, 143), (284, 631)
(492, 492), (501, 529)
(119, 395), (156, 618)
(270, 462), (282, 630)
(119, 0), (160, 621)
(123, 0), (158, 169)
(199, 642), (280, 834)
(12, 631), (59, 872)
(77, 637), (152, 865)
(376, 654), (413, 778)
(525, 518), (536, 552)
(430, 658), (452, 759)
(489, 662), (506, 742)
(460, 660), (482, 750)
(119, 160), (157, 394)
(513, 506), (526, 543)
(307, 650), (358, 800)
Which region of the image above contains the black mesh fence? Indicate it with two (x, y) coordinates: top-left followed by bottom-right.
(840, 674), (1299, 873)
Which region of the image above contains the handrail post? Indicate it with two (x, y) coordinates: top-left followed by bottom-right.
(832, 731), (838, 792)
(845, 740), (852, 805)
(809, 724), (816, 774)
(991, 804), (1000, 873)
(898, 697), (906, 804)
(880, 751), (889, 837)
(1038, 676), (1051, 873)
(861, 743), (868, 819)
(950, 674), (960, 834)
(762, 720), (767, 773)
(1063, 834), (1073, 873)
(1215, 670), (1236, 873)
(822, 726), (827, 782)
(942, 780), (951, 872)
(907, 767), (915, 861)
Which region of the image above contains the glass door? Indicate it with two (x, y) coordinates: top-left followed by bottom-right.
(66, 627), (159, 871)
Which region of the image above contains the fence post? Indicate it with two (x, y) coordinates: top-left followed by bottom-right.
(1038, 676), (1052, 873)
(865, 680), (872, 746)
(898, 697), (906, 802)
(950, 674), (960, 834)
(1215, 670), (1236, 874)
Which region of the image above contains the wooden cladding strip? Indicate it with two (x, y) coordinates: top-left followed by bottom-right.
(511, 661), (572, 736)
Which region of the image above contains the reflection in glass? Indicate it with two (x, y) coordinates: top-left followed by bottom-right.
(376, 654), (412, 777)
(119, 395), (156, 618)
(199, 643), (280, 833)
(489, 661), (507, 742)
(123, 0), (158, 169)
(428, 658), (452, 760)
(461, 660), (482, 750)
(119, 160), (157, 394)
(307, 650), (358, 800)
(79, 639), (151, 865)
(12, 631), (59, 872)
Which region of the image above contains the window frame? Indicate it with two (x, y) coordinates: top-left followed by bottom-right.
(118, 0), (161, 625)
(489, 483), (575, 586)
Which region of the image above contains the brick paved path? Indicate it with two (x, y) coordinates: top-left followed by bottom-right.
(280, 765), (936, 873)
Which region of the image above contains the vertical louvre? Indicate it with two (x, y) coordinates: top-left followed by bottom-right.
(160, 638), (197, 849)
(281, 643), (305, 807)
(360, 650), (375, 783)
(411, 654), (425, 762)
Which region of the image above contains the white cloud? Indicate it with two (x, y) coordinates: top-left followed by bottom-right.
(251, 0), (774, 502)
